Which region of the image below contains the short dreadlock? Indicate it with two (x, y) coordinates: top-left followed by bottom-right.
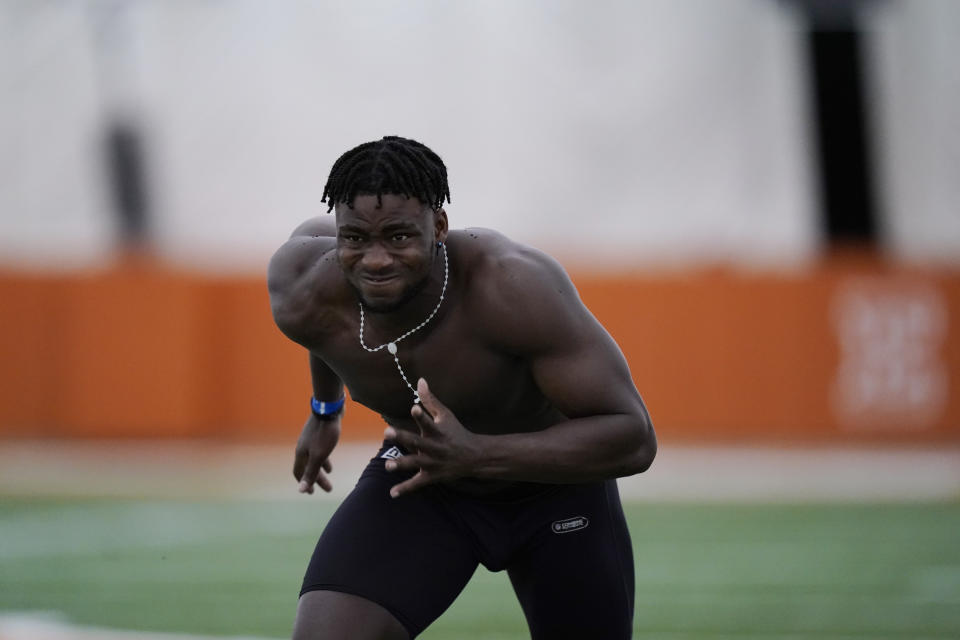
(321, 136), (451, 213)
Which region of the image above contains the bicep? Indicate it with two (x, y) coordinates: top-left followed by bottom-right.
(529, 315), (645, 420)
(484, 247), (644, 419)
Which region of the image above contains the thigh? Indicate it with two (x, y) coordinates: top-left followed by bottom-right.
(507, 481), (634, 640)
(299, 451), (479, 638)
(293, 591), (408, 640)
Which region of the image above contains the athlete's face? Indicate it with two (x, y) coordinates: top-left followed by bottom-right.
(335, 194), (448, 313)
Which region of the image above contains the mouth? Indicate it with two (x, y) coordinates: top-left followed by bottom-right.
(355, 275), (406, 312)
(357, 274), (405, 296)
(360, 275), (400, 287)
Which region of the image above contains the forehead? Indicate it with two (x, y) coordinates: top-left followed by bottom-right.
(335, 193), (429, 228)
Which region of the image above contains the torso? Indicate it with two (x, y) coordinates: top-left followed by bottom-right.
(276, 229), (566, 437)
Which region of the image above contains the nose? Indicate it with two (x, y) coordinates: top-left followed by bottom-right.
(360, 242), (394, 272)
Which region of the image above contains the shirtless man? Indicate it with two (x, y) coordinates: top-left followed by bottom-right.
(267, 136), (656, 639)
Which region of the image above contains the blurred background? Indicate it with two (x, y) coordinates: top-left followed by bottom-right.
(1, 1), (958, 638)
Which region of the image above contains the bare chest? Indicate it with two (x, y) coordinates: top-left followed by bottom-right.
(316, 310), (548, 432)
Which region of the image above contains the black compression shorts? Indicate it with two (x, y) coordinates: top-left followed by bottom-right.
(300, 443), (635, 639)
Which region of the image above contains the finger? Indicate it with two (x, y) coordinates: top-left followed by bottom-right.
(293, 447), (308, 481)
(416, 378), (448, 421)
(389, 427), (423, 452)
(385, 425), (423, 443)
(322, 459), (332, 474)
(390, 470), (434, 498)
(314, 471), (333, 493)
(410, 403), (438, 434)
(385, 453), (424, 473)
(299, 455), (323, 494)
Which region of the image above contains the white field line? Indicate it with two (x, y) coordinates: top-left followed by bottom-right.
(1, 440), (959, 502)
(0, 613), (278, 640)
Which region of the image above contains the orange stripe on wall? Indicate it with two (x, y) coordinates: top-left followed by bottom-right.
(1, 256), (957, 444)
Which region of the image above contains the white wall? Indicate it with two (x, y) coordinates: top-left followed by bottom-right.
(6, 1), (951, 273)
(868, 0), (960, 265)
(0, 1), (113, 268)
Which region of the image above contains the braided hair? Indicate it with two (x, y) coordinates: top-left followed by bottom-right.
(321, 136), (451, 213)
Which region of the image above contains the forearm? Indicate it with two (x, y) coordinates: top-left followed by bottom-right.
(293, 353), (343, 493)
(470, 413), (656, 484)
(293, 354), (343, 494)
(309, 353), (344, 403)
(306, 353), (344, 445)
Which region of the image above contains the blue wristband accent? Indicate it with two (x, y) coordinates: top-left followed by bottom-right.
(310, 395), (345, 417)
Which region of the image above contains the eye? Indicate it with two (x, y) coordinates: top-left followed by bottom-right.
(392, 233), (410, 242)
(341, 234), (363, 244)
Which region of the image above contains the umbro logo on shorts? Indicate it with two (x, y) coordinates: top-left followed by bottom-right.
(380, 446), (404, 460)
(552, 516), (589, 534)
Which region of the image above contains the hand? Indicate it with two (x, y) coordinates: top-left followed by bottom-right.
(383, 378), (482, 498)
(293, 414), (341, 494)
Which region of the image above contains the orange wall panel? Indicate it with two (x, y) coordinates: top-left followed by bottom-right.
(56, 268), (207, 437)
(0, 275), (69, 434)
(0, 256), (957, 444)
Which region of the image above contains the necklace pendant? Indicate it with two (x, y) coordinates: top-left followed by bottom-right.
(387, 342), (398, 355)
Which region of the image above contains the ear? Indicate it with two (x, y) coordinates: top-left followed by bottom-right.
(433, 208), (449, 244)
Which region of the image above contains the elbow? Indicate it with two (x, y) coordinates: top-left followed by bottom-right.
(621, 416), (657, 476)
(270, 299), (294, 334)
(633, 436), (657, 474)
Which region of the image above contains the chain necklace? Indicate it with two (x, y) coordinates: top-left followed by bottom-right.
(359, 244), (449, 403)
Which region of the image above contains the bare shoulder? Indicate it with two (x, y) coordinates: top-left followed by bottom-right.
(267, 217), (340, 342)
(452, 229), (586, 354)
(290, 216), (337, 239)
(268, 218), (335, 291)
(455, 227), (570, 294)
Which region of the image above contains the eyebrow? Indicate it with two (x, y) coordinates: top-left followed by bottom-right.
(380, 222), (419, 232)
(337, 221), (419, 234)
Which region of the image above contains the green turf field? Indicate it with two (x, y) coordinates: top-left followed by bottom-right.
(1, 499), (959, 639)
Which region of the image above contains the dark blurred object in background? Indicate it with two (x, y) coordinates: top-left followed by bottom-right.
(788, 0), (885, 248)
(105, 119), (150, 247)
